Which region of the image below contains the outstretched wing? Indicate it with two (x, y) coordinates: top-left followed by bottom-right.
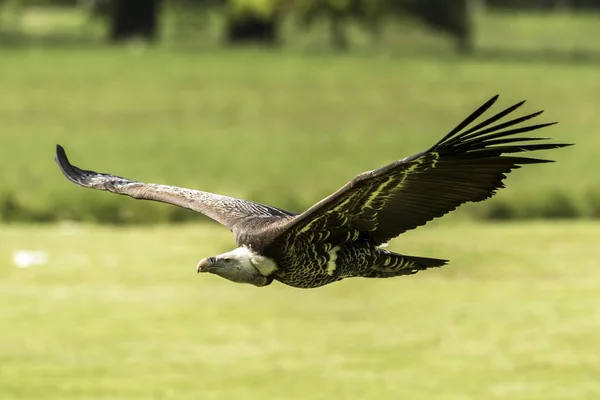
(266, 95), (572, 251)
(55, 145), (295, 236)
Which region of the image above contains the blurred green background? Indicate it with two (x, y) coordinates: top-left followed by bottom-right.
(0, 1), (599, 399)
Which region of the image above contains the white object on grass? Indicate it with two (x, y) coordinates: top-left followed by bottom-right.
(13, 251), (48, 268)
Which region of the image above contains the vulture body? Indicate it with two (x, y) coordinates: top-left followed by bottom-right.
(55, 95), (570, 289)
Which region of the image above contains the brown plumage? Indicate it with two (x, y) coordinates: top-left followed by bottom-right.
(55, 95), (571, 288)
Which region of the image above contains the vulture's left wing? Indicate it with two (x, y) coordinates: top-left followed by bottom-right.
(55, 145), (295, 235)
(267, 95), (572, 249)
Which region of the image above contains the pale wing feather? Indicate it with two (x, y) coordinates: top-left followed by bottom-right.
(55, 145), (295, 234)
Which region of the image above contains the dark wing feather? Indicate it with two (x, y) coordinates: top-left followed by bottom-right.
(55, 145), (295, 237)
(266, 95), (572, 250)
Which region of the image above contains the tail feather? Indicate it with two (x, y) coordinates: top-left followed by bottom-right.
(363, 250), (448, 279)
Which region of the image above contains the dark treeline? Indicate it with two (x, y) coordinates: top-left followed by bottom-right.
(1, 0), (479, 51)
(101, 0), (477, 52)
(5, 0), (600, 51)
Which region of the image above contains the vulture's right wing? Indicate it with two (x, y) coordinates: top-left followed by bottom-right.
(55, 145), (295, 234)
(264, 95), (571, 255)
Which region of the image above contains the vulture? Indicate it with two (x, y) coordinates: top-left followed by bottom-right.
(55, 95), (570, 289)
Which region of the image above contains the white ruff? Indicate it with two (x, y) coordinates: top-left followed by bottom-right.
(241, 247), (278, 276)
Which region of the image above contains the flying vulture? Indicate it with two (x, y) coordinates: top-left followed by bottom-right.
(55, 95), (570, 288)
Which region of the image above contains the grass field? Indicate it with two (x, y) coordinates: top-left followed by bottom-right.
(1, 47), (598, 222)
(0, 222), (599, 399)
(1, 7), (599, 400)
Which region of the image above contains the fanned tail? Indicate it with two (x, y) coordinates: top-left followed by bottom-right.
(363, 250), (448, 279)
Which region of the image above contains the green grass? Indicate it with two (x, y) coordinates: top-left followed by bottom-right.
(0, 221), (599, 399)
(0, 46), (598, 223)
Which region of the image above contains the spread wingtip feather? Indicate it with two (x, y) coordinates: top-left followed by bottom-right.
(54, 144), (94, 187)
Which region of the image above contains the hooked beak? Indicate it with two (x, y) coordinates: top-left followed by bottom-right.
(197, 258), (213, 274)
